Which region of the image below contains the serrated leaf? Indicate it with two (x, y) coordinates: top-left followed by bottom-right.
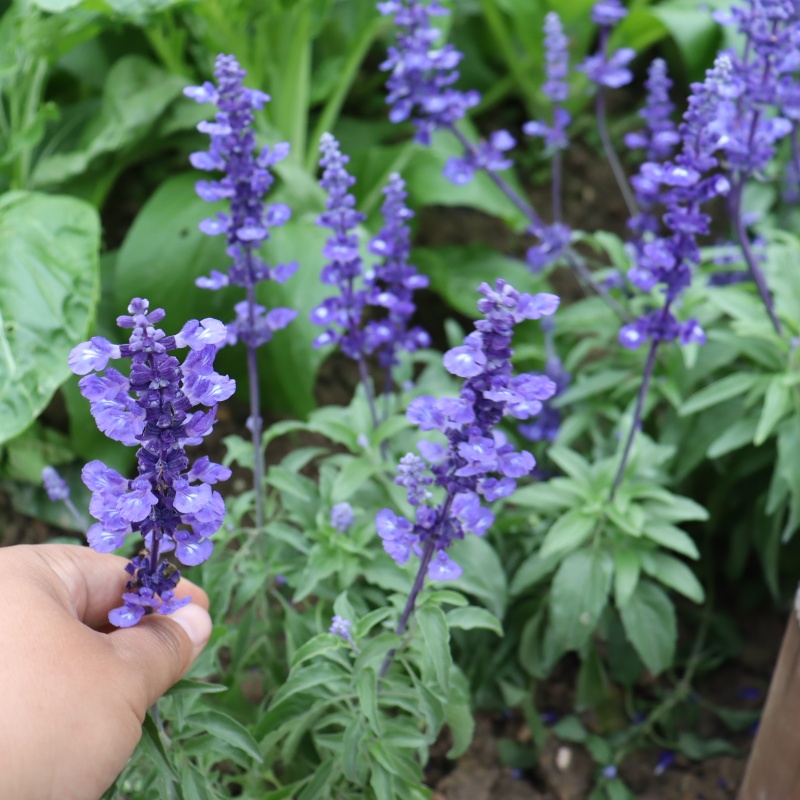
(0, 191), (100, 444)
(620, 580), (676, 676)
(446, 606), (503, 636)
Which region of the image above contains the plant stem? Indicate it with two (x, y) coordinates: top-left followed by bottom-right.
(358, 356), (380, 429)
(63, 498), (86, 531)
(448, 125), (629, 321)
(610, 338), (659, 500)
(595, 86), (639, 219)
(379, 538), (436, 678)
(552, 149), (563, 224)
(730, 181), (782, 336)
(245, 285), (266, 533)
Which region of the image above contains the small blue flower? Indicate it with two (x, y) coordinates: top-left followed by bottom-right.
(330, 614), (353, 640)
(330, 502), (355, 533)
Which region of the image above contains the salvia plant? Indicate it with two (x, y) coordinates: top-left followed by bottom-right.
(14, 0), (800, 797)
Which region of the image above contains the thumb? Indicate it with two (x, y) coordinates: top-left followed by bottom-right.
(106, 604), (212, 714)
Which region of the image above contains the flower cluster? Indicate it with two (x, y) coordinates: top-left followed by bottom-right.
(578, 0), (635, 90)
(69, 299), (234, 627)
(377, 280), (559, 579)
(365, 172), (431, 371)
(330, 502), (355, 533)
(619, 55), (740, 349)
(625, 58), (680, 163)
(185, 53), (297, 348)
(378, 0), (480, 145)
(310, 133), (369, 359)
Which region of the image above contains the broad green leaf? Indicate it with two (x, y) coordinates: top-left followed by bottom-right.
(551, 715), (587, 743)
(298, 759), (335, 800)
(444, 698), (475, 758)
(290, 634), (340, 668)
(417, 604), (451, 693)
(549, 549), (613, 651)
(446, 606), (503, 636)
(511, 478), (585, 513)
(356, 667), (381, 735)
(556, 369), (630, 406)
(620, 580), (676, 676)
(32, 56), (187, 198)
(539, 509), (597, 559)
(414, 245), (547, 318)
(270, 662), (349, 708)
(139, 712), (178, 780)
(680, 373), (761, 416)
(708, 416), (758, 459)
(547, 446), (592, 483)
(0, 191), (100, 444)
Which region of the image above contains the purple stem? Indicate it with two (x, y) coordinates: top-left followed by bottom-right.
(448, 125), (629, 320)
(245, 284), (266, 532)
(552, 149), (563, 224)
(379, 538), (437, 678)
(595, 86), (639, 219)
(378, 490), (456, 678)
(63, 497), (86, 530)
(610, 338), (659, 500)
(730, 181), (782, 336)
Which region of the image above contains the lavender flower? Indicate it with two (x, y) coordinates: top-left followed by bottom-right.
(185, 54), (298, 348)
(377, 281), (559, 582)
(602, 765), (618, 780)
(330, 614), (353, 640)
(69, 299), (234, 627)
(310, 133), (369, 357)
(378, 0), (480, 145)
(330, 502), (355, 532)
(364, 172), (430, 375)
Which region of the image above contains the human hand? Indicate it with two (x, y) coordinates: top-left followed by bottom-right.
(0, 543), (212, 800)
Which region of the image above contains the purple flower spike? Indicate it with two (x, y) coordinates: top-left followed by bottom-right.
(378, 0), (480, 145)
(331, 502), (355, 532)
(70, 298), (233, 627)
(186, 54), (296, 349)
(376, 280), (559, 577)
(42, 466), (70, 502)
(330, 615), (353, 640)
(310, 133), (369, 359)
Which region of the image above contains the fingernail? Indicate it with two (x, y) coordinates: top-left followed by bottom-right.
(170, 603), (212, 659)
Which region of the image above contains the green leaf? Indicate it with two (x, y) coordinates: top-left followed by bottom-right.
(680, 373), (761, 416)
(297, 759), (335, 800)
(416, 604), (451, 694)
(0, 191), (100, 444)
(115, 173), (329, 416)
(675, 731), (737, 760)
(185, 710), (262, 762)
(139, 711), (178, 780)
(547, 446), (592, 483)
(708, 416), (758, 459)
(641, 552), (705, 603)
(614, 548), (641, 607)
(332, 456), (376, 502)
(556, 370), (631, 406)
(414, 245), (547, 318)
(540, 509), (597, 559)
(449, 534), (508, 617)
(620, 580), (676, 675)
(446, 606), (503, 636)
(404, 127), (529, 230)
(509, 551), (560, 596)
(551, 715), (587, 743)
(549, 549), (613, 651)
(356, 667), (381, 735)
(754, 377), (791, 446)
(642, 522), (699, 559)
(444, 699), (475, 759)
(164, 679), (229, 699)
(511, 478), (584, 513)
(32, 56), (187, 198)
(270, 662), (348, 708)
(290, 633), (341, 668)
